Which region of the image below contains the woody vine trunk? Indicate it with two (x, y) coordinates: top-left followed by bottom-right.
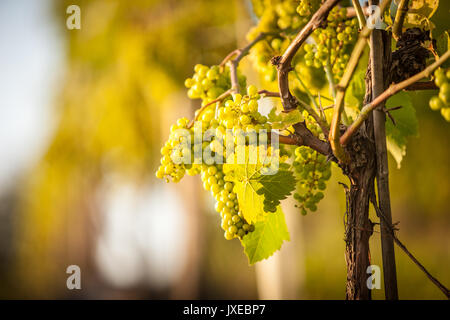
(341, 30), (391, 298)
(341, 107), (376, 300)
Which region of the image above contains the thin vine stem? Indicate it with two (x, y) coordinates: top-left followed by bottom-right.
(352, 0), (367, 29)
(392, 0), (410, 39)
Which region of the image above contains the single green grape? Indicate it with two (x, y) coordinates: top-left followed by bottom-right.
(429, 96), (445, 111)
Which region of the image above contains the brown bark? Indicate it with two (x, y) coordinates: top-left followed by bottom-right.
(341, 62), (378, 300)
(343, 129), (376, 300)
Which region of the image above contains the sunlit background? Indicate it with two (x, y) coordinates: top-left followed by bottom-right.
(0, 0), (448, 299)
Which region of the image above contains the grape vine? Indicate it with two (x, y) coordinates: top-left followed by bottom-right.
(155, 0), (450, 276)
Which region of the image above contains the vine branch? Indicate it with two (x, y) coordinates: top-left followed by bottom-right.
(392, 0), (410, 40)
(275, 133), (300, 146)
(270, 131), (326, 151)
(229, 59), (240, 94)
(352, 0), (367, 29)
(258, 90), (280, 97)
(220, 32), (279, 94)
(346, 6), (371, 19)
(219, 32), (275, 67)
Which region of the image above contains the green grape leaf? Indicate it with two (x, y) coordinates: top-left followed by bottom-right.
(389, 0), (439, 30)
(385, 91), (418, 168)
(436, 31), (450, 68)
(224, 147), (272, 223)
(390, 0), (439, 23)
(386, 137), (406, 169)
(267, 107), (280, 123)
(233, 174), (267, 223)
(241, 206), (290, 265)
(283, 109), (304, 126)
(269, 109), (303, 130)
(224, 147), (292, 223)
(406, 15), (435, 31)
(257, 170), (296, 213)
(407, 0), (439, 19)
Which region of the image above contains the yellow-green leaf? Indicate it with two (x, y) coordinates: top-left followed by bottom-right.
(390, 0), (439, 29)
(385, 91), (418, 168)
(233, 176), (267, 223)
(241, 207), (290, 265)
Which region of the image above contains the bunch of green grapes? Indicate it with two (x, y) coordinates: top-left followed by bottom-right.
(156, 64), (233, 183)
(157, 79), (274, 239)
(429, 68), (450, 121)
(156, 123), (257, 240)
(201, 164), (255, 240)
(304, 7), (358, 80)
(184, 64), (246, 103)
(155, 117), (193, 182)
(293, 146), (331, 215)
(292, 112), (331, 214)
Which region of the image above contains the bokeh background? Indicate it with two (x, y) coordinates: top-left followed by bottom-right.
(0, 0), (448, 299)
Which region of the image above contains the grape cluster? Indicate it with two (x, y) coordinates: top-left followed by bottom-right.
(155, 117), (193, 182)
(292, 112), (330, 214)
(304, 7), (358, 79)
(429, 68), (450, 121)
(157, 79), (274, 240)
(293, 146), (331, 215)
(184, 64), (245, 103)
(201, 164), (255, 240)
